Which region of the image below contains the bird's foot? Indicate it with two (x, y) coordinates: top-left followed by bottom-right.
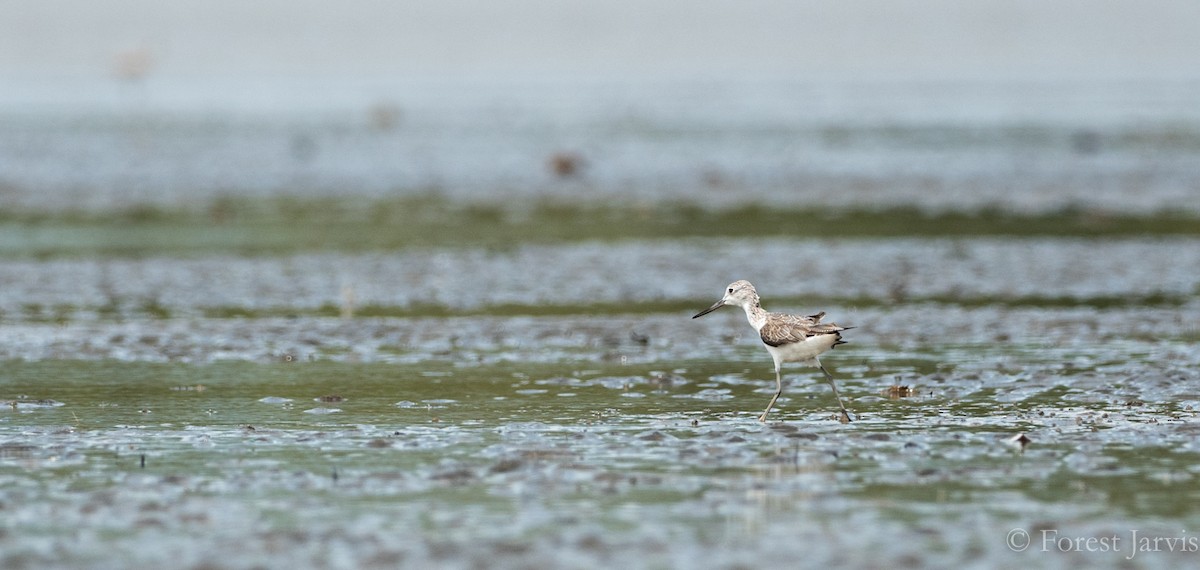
(838, 410), (853, 424)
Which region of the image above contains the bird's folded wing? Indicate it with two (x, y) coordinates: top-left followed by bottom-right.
(760, 314), (845, 347)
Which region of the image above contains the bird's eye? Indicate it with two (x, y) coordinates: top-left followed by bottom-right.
(727, 288), (734, 294)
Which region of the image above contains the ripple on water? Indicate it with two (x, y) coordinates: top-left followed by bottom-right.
(257, 396), (293, 404)
(302, 407), (342, 415)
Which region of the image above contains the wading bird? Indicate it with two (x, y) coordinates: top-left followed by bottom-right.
(693, 280), (853, 423)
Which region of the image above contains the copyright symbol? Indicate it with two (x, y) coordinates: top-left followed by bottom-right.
(1007, 528), (1030, 552)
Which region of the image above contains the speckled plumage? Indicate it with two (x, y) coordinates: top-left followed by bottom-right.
(758, 311), (846, 349)
(693, 280), (853, 423)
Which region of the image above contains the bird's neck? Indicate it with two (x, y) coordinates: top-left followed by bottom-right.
(740, 301), (768, 331)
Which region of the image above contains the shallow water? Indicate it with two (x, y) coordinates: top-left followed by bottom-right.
(3, 297), (1200, 568)
(1, 232), (1198, 568)
(2, 237), (1197, 321)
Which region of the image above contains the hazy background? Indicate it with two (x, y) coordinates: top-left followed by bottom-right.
(2, 1), (1198, 212)
(5, 1), (1200, 81)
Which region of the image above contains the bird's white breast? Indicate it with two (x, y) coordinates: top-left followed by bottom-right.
(762, 333), (838, 365)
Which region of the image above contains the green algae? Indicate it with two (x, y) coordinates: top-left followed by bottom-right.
(2, 197), (1199, 258)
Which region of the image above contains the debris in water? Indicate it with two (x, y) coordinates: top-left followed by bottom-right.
(1007, 432), (1032, 451)
(2, 398), (66, 410)
(548, 151), (585, 178)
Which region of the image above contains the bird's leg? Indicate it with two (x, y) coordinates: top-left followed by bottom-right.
(820, 363), (852, 423)
(759, 365), (783, 422)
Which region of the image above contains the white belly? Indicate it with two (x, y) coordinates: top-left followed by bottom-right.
(762, 334), (838, 366)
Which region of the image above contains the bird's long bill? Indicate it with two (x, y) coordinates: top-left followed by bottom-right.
(692, 299), (725, 319)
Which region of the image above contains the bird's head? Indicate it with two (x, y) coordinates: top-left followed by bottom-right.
(692, 280), (758, 318)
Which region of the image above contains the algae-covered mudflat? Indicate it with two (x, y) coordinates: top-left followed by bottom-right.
(3, 231), (1200, 568)
(3, 307), (1200, 568)
(3, 197), (1200, 258)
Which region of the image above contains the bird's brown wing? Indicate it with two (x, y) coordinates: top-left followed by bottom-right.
(759, 313), (848, 347)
